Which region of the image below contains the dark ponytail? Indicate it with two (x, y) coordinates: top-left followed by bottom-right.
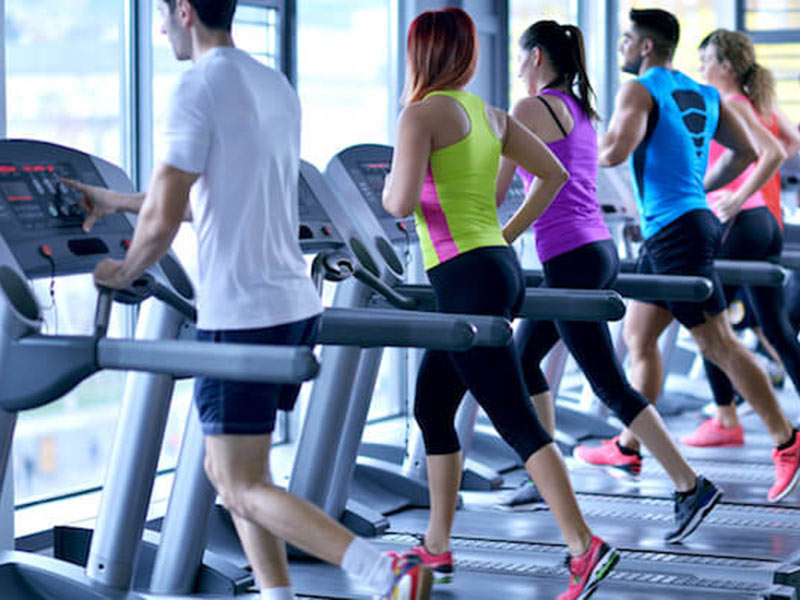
(520, 20), (599, 120)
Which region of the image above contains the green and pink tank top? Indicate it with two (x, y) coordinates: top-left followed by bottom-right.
(414, 90), (507, 270)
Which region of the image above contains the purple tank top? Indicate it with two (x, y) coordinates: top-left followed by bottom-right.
(516, 89), (610, 263)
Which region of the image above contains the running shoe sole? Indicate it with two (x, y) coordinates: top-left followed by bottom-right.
(578, 547), (620, 600)
(432, 570), (453, 584)
(572, 449), (642, 479)
(769, 460), (800, 503)
(503, 482), (544, 507)
(665, 487), (723, 544)
(681, 440), (744, 448)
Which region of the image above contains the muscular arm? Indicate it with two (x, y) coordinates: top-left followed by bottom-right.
(97, 163), (197, 288)
(704, 100), (758, 193)
(598, 81), (652, 167)
(500, 114), (568, 243)
(382, 104), (431, 218)
(105, 190), (193, 221)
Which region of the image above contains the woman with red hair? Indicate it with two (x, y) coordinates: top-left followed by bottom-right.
(383, 8), (618, 600)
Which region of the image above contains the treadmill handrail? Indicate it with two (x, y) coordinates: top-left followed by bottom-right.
(319, 306), (510, 349)
(98, 275), (197, 323)
(352, 264), (417, 310)
(523, 271), (713, 302)
(778, 250), (800, 270)
(0, 335), (318, 412)
(519, 288), (625, 321)
(619, 258), (787, 287)
(394, 284), (626, 321)
(97, 338), (318, 382)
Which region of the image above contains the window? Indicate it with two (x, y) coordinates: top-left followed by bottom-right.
(752, 42), (800, 123)
(744, 0), (800, 31)
(620, 1), (731, 80)
(295, 1), (402, 422)
(509, 1), (576, 105)
(5, 1), (126, 164)
(296, 0), (393, 169)
(5, 0), (130, 505)
(742, 2), (800, 125)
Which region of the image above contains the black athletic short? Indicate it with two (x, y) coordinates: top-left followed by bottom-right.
(636, 208), (726, 328)
(193, 315), (320, 435)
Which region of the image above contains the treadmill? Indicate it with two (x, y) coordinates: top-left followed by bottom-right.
(0, 139), (319, 600)
(295, 143), (800, 600)
(138, 156), (628, 597)
(112, 159), (522, 596)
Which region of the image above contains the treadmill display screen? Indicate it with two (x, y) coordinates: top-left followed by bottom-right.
(0, 162), (87, 229)
(0, 180), (33, 201)
(0, 140), (135, 279)
(358, 161), (390, 196)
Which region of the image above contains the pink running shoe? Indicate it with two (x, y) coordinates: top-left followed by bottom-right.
(383, 553), (432, 600)
(573, 437), (642, 476)
(680, 418), (744, 447)
(405, 542), (454, 583)
(557, 536), (619, 600)
(768, 431), (800, 503)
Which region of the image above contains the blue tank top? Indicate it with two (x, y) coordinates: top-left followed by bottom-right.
(630, 67), (720, 239)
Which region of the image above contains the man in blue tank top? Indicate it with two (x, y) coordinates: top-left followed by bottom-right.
(575, 8), (800, 507)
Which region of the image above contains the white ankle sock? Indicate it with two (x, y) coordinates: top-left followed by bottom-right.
(341, 536), (395, 595)
(260, 586), (295, 600)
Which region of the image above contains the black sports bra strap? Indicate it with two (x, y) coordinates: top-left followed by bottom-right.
(536, 95), (569, 138)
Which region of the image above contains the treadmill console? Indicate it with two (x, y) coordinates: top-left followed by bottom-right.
(497, 173), (527, 226)
(328, 144), (528, 243)
(0, 140), (133, 278)
(596, 165), (637, 223)
(328, 145), (412, 243)
(298, 161), (346, 254)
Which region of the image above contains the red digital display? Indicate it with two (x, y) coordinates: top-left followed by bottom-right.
(1, 180), (33, 201)
(21, 164), (55, 173)
(362, 162), (390, 171)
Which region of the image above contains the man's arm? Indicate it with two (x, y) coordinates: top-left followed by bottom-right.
(61, 179), (146, 232)
(93, 163), (197, 289)
(704, 100), (758, 193)
(598, 80), (653, 167)
(63, 178), (193, 233)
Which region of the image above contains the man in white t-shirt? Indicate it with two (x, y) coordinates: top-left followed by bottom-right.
(65, 1), (431, 599)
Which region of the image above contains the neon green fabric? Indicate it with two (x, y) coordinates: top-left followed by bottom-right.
(413, 89), (507, 270)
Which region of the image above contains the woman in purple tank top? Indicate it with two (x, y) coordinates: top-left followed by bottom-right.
(497, 22), (716, 538)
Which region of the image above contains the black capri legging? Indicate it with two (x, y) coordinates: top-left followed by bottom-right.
(414, 246), (552, 462)
(516, 240), (649, 426)
(704, 207), (800, 406)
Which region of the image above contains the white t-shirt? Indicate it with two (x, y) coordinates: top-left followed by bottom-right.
(161, 47), (322, 330)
